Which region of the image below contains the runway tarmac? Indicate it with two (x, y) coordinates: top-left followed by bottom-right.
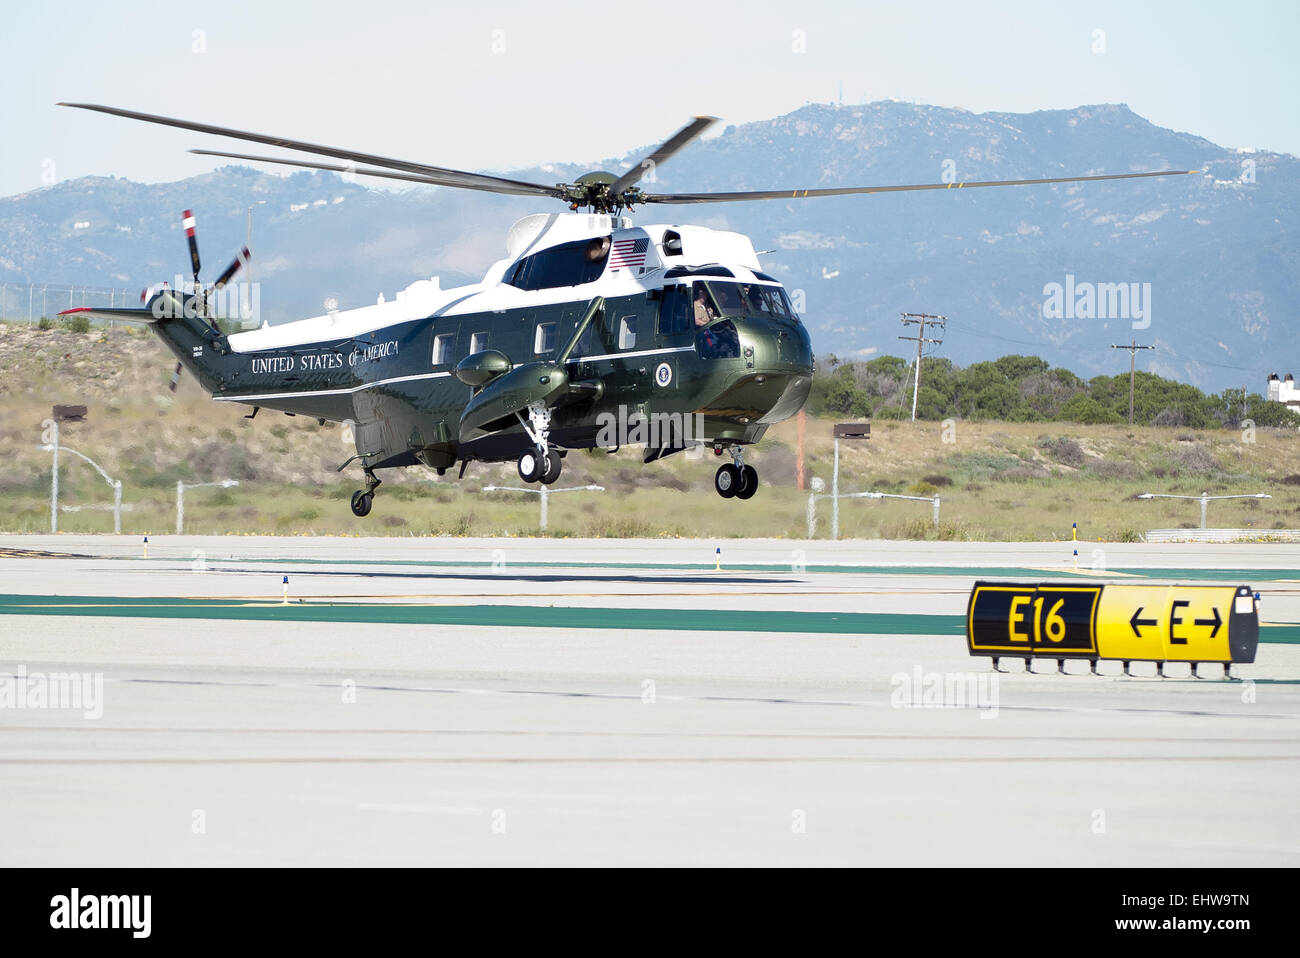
(1, 534), (1298, 866)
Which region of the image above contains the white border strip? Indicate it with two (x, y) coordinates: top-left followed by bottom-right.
(212, 346), (695, 403)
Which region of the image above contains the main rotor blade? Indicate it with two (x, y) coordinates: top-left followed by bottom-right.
(606, 116), (718, 198)
(58, 102), (565, 199)
(641, 168), (1201, 204)
(190, 149), (512, 192)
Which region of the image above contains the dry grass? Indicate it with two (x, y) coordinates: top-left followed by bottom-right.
(3, 321), (1298, 540)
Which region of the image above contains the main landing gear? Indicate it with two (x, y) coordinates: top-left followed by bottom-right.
(350, 467), (381, 517)
(516, 402), (562, 485)
(714, 446), (758, 500)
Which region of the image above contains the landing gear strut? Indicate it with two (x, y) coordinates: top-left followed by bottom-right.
(350, 468), (381, 517)
(715, 446), (758, 500)
(516, 403), (562, 485)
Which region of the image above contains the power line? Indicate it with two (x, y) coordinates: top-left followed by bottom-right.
(898, 312), (945, 421)
(1110, 339), (1156, 425)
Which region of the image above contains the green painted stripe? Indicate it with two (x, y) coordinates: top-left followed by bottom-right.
(2, 594), (1298, 643)
(0, 594), (954, 635)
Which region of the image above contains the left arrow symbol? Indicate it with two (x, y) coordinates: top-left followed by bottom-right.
(1130, 607), (1158, 636)
(1194, 607), (1222, 637)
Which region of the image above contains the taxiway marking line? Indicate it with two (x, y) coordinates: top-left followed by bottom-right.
(22, 551), (1298, 582)
(0, 755), (1296, 765)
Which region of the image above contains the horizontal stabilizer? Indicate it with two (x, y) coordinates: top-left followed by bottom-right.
(58, 305), (160, 325)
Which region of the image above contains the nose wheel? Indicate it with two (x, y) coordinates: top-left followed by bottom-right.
(519, 448), (563, 484)
(714, 449), (758, 500)
(736, 464), (758, 499)
(516, 403), (563, 484)
(349, 468), (381, 517)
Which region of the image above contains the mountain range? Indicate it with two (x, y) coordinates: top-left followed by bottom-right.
(1, 100), (1295, 392)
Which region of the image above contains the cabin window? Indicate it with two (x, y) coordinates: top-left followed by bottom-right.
(432, 333), (455, 366)
(657, 286), (691, 337)
(534, 322), (557, 354)
(618, 315), (637, 350)
(573, 322), (597, 358)
(470, 331), (489, 354)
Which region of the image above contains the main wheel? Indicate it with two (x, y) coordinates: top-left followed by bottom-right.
(735, 465), (759, 500)
(715, 464), (740, 498)
(350, 490), (373, 517)
(540, 450), (562, 485)
(518, 449), (544, 483)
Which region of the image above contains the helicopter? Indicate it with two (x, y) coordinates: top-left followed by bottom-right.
(57, 103), (1197, 516)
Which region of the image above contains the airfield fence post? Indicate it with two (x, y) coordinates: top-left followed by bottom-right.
(539, 486), (549, 532)
(176, 481), (184, 536)
(50, 420), (59, 534)
(1200, 492), (1208, 530)
(933, 495), (941, 529)
(28, 285), (33, 324)
(807, 492), (817, 539)
(113, 481), (122, 536)
(832, 438), (840, 540)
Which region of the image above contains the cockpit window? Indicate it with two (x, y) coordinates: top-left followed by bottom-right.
(768, 286), (797, 319)
(658, 285), (692, 336)
(696, 319), (740, 360)
(695, 280), (797, 322)
(506, 237), (611, 291)
(692, 282), (719, 327)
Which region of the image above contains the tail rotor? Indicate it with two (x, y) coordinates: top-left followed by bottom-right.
(165, 208), (252, 394)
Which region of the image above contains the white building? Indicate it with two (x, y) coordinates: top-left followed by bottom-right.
(1267, 373), (1300, 412)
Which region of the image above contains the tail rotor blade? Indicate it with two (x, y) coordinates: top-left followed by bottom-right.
(212, 246), (251, 289)
(168, 361), (183, 392)
(183, 209), (201, 285)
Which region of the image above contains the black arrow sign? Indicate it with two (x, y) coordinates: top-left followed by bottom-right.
(1130, 607), (1158, 636)
(1195, 607), (1223, 638)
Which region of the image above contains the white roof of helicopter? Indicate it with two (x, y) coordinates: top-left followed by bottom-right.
(226, 213), (766, 353)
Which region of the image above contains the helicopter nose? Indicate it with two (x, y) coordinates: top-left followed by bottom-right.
(742, 316), (813, 374)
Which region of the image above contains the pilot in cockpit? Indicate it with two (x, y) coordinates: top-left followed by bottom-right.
(693, 285), (716, 327)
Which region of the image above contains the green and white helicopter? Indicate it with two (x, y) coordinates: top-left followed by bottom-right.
(58, 103), (1195, 515)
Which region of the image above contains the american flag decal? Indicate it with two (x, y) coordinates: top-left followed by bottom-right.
(609, 237), (648, 269)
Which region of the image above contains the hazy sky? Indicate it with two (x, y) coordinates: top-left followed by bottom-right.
(6, 0), (1297, 197)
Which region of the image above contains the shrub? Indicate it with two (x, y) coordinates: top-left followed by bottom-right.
(1173, 445), (1221, 475)
(1037, 436), (1085, 466)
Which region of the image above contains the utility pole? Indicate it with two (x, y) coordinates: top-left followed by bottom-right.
(899, 312), (945, 421)
(1110, 340), (1155, 425)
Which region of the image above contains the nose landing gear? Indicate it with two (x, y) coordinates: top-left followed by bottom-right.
(516, 403), (563, 485)
(714, 447), (758, 500)
(350, 467), (381, 517)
